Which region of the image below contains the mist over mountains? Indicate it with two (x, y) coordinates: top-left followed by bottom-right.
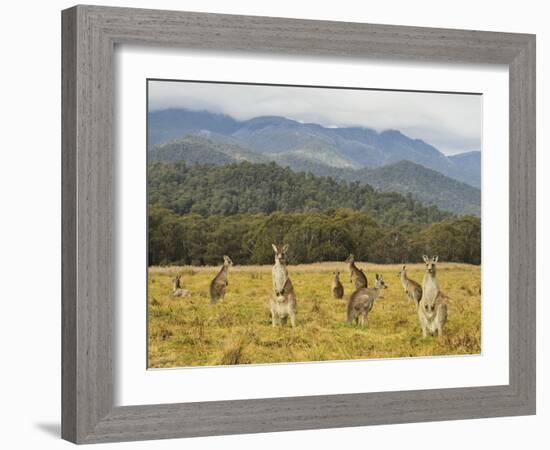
(148, 108), (481, 216)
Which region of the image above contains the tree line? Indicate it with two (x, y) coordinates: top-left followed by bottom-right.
(149, 206), (481, 266)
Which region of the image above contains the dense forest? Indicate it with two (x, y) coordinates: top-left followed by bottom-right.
(148, 161), (481, 266)
(148, 206), (481, 266)
(148, 161), (450, 226)
(149, 134), (481, 216)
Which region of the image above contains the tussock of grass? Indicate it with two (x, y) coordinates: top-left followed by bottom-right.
(218, 335), (250, 365)
(147, 262), (481, 368)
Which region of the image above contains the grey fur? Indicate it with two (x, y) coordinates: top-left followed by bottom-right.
(399, 265), (422, 305)
(270, 244), (297, 327)
(331, 271), (344, 299)
(418, 256), (448, 337)
(171, 275), (191, 298)
(346, 274), (387, 327)
(209, 255), (233, 304)
(345, 254), (368, 289)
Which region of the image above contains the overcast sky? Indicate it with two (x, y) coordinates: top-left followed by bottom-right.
(148, 80), (481, 155)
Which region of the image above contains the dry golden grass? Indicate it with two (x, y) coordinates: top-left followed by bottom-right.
(147, 262), (481, 368)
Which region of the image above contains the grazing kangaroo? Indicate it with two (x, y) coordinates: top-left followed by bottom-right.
(345, 253), (368, 289)
(332, 271), (344, 299)
(418, 256), (447, 337)
(347, 274), (387, 327)
(209, 255), (233, 304)
(270, 244), (297, 327)
(171, 274), (191, 298)
(399, 265), (422, 306)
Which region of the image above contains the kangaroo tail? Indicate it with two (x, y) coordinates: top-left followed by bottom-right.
(346, 299), (355, 324)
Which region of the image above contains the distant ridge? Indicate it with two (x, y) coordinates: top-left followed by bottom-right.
(149, 134), (480, 216)
(148, 108), (481, 188)
(352, 161), (480, 216)
(448, 151), (481, 188)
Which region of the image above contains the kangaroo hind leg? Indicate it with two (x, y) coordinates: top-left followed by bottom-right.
(271, 310), (280, 327)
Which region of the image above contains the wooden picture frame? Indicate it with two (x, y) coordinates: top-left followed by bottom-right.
(61, 5), (536, 444)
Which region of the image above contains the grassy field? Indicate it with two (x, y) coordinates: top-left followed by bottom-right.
(147, 262), (481, 368)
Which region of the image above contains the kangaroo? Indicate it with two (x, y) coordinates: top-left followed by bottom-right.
(347, 274), (387, 327)
(209, 255), (233, 304)
(399, 265), (422, 306)
(345, 253), (368, 289)
(171, 274), (191, 298)
(331, 271), (344, 299)
(418, 255), (447, 337)
(270, 244), (297, 327)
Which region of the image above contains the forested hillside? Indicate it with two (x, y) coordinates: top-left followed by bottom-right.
(147, 161), (481, 266)
(149, 133), (268, 165)
(352, 161), (481, 216)
(148, 161), (450, 226)
(149, 133), (481, 216)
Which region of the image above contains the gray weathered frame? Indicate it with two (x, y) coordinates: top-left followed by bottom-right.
(61, 4), (536, 444)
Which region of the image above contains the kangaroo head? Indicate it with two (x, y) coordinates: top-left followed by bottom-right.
(172, 275), (181, 289)
(272, 244), (288, 264)
(398, 264), (406, 277)
(423, 255), (438, 275)
(223, 255), (234, 267)
(345, 254), (355, 264)
(333, 271), (340, 279)
(375, 273), (387, 289)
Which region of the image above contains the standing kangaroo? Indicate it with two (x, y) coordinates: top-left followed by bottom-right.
(418, 255), (447, 337)
(345, 254), (368, 289)
(270, 244), (297, 327)
(171, 274), (190, 298)
(399, 265), (422, 306)
(347, 274), (387, 327)
(209, 255), (233, 304)
(331, 271), (344, 299)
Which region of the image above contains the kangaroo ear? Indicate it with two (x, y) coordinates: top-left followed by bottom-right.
(271, 244), (278, 253)
(423, 255), (429, 263)
(376, 273), (379, 280)
(282, 244), (289, 253)
(433, 256), (439, 263)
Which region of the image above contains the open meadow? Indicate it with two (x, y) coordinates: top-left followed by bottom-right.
(147, 262), (481, 368)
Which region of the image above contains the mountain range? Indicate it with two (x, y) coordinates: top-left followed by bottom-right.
(148, 108), (481, 216)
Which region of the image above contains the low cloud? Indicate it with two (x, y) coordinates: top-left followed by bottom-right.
(148, 80), (481, 155)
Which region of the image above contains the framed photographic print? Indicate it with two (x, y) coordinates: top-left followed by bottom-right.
(62, 5), (536, 444)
